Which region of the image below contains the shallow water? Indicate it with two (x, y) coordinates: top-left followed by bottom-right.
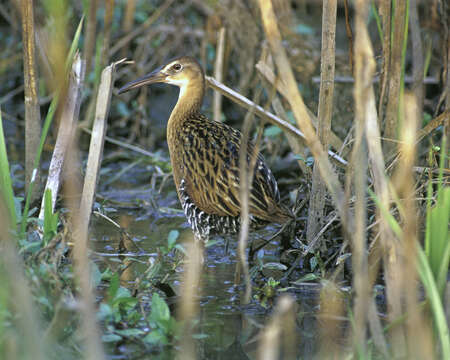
(89, 174), (331, 359)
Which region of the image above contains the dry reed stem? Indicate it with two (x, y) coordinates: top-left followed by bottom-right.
(205, 76), (347, 166)
(79, 60), (121, 233)
(378, 0), (392, 122)
(343, 0), (354, 74)
(258, 0), (349, 229)
(120, 0), (137, 58)
(384, 0), (407, 155)
(352, 1), (371, 354)
(0, 204), (46, 360)
(235, 90), (262, 304)
(396, 93), (434, 358)
(101, 0), (114, 68)
(256, 47), (311, 180)
(71, 61), (123, 360)
(177, 239), (202, 360)
(21, 0), (41, 202)
(355, 1), (405, 353)
(255, 61), (345, 153)
(213, 27), (226, 123)
(306, 0), (337, 246)
(83, 0), (98, 75)
(257, 295), (296, 360)
(409, 0), (424, 121)
(271, 96), (311, 175)
(38, 54), (85, 221)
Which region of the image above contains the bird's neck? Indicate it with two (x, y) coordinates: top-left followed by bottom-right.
(167, 79), (205, 189)
(168, 80), (204, 127)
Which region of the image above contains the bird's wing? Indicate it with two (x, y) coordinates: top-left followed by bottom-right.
(180, 116), (284, 221)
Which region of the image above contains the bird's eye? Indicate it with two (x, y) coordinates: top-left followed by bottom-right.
(172, 63), (182, 71)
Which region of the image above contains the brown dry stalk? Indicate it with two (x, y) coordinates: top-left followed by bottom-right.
(306, 0), (337, 246)
(255, 61), (345, 153)
(235, 88), (263, 304)
(396, 93), (434, 358)
(21, 0), (41, 201)
(206, 75), (347, 166)
(378, 0), (392, 123)
(83, 0), (98, 74)
(410, 0), (424, 119)
(355, 0), (404, 354)
(384, 0), (407, 155)
(213, 27), (226, 123)
(71, 61), (123, 360)
(120, 0), (137, 58)
(343, 0), (354, 74)
(101, 0), (114, 68)
(257, 0), (349, 229)
(39, 54), (85, 221)
(79, 60), (120, 233)
(352, 1), (371, 354)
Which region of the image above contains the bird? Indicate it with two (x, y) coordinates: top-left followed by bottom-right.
(118, 56), (292, 242)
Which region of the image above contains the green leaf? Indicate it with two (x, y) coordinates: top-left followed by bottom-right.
(108, 273), (120, 301)
(43, 189), (58, 244)
(292, 273), (319, 284)
(115, 328), (145, 337)
(167, 230), (179, 249)
(150, 293), (170, 324)
(144, 330), (168, 345)
(0, 109), (17, 226)
(102, 333), (122, 342)
(417, 245), (450, 358)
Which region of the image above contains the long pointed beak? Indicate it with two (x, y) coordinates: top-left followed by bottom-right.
(118, 68), (167, 94)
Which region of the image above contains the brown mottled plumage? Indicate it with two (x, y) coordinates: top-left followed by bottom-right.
(119, 56), (292, 241)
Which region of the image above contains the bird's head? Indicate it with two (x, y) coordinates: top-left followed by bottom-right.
(118, 56), (204, 95)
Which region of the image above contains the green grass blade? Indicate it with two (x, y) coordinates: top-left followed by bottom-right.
(417, 244), (450, 358)
(371, 0), (383, 45)
(66, 16), (84, 71)
(433, 187), (450, 296)
(0, 108), (17, 226)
